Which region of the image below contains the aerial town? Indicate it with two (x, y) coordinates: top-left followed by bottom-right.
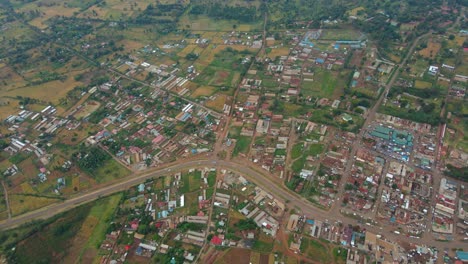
(0, 0), (467, 264)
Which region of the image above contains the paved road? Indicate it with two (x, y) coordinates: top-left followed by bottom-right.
(331, 31), (433, 214)
(1, 158), (466, 251)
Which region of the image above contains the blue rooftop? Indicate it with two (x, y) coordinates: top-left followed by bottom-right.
(456, 251), (468, 261)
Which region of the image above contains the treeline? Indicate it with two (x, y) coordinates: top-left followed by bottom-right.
(190, 3), (259, 23)
(135, 3), (186, 31)
(389, 86), (441, 99)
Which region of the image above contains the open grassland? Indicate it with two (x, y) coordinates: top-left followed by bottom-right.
(0, 101), (19, 120)
(321, 29), (362, 40)
(266, 47), (290, 58)
(301, 69), (345, 99)
(65, 194), (122, 263)
(0, 64), (28, 90)
(9, 194), (62, 216)
(2, 74), (84, 104)
(190, 85), (217, 98)
(92, 159), (131, 184)
(233, 136), (251, 156)
(299, 237), (348, 264)
(78, 0), (154, 20)
(17, 1), (80, 29)
(419, 41), (441, 59)
(414, 80), (433, 89)
(205, 94), (227, 112)
(55, 123), (98, 146)
(409, 59), (428, 76)
(5, 194), (120, 263)
(179, 15), (262, 31)
(0, 20), (36, 42)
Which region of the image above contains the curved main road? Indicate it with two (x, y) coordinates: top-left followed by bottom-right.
(0, 158), (465, 250)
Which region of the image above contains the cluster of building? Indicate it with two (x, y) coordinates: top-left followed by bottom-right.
(287, 215), (421, 264)
(432, 178), (458, 239)
(343, 148), (385, 212)
(80, 78), (219, 169)
(378, 161), (432, 236)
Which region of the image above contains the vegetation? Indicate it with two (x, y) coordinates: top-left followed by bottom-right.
(444, 164), (468, 182)
(73, 147), (111, 177)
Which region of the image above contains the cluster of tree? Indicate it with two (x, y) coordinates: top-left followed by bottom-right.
(354, 14), (400, 49)
(31, 71), (67, 85)
(390, 86), (441, 99)
(266, 0), (349, 29)
(17, 9), (42, 21)
(49, 18), (95, 42)
(380, 106), (440, 125)
(73, 147), (111, 175)
(135, 3), (186, 32)
(15, 96), (41, 106)
(185, 52), (198, 60)
(87, 107), (108, 124)
(177, 222), (206, 232)
(444, 164), (468, 182)
(190, 3), (259, 23)
(234, 218), (258, 231)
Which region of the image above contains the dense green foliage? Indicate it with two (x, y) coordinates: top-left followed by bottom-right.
(73, 147), (111, 175)
(389, 86), (441, 99)
(445, 164), (468, 182)
(190, 3), (259, 23)
(234, 219), (258, 231)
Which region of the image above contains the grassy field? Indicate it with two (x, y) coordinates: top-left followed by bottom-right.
(292, 157), (306, 173)
(73, 101), (101, 119)
(321, 29), (362, 41)
(302, 69), (343, 99)
(78, 0), (154, 20)
(71, 194), (122, 263)
(179, 15), (262, 31)
(414, 80), (433, 89)
(2, 74), (84, 105)
(233, 136), (251, 156)
(308, 144), (324, 156)
(8, 204), (91, 263)
(291, 143), (304, 159)
(180, 170), (202, 193)
(9, 194), (62, 216)
(205, 94), (228, 112)
(5, 193), (121, 263)
(93, 159), (131, 184)
(190, 86), (216, 98)
(300, 237), (330, 263)
(266, 47), (291, 58)
(419, 41), (441, 59)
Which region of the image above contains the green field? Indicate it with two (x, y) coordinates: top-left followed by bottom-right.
(292, 157), (306, 173)
(291, 143), (304, 159)
(195, 48), (252, 88)
(6, 204), (92, 263)
(93, 159), (131, 184)
(302, 68), (345, 99)
(77, 194), (122, 261)
(180, 170), (202, 193)
(233, 136), (252, 156)
(321, 29), (362, 40)
(300, 237), (331, 263)
(308, 144), (324, 156)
